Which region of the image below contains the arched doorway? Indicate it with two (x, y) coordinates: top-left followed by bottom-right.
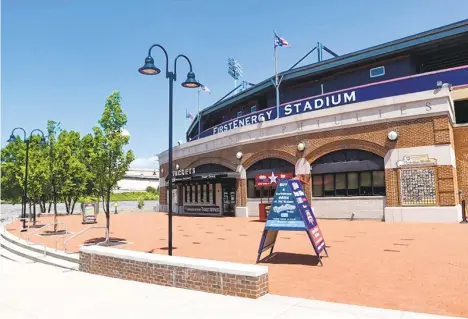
(245, 158), (295, 217)
(246, 158), (295, 199)
(310, 149), (386, 219)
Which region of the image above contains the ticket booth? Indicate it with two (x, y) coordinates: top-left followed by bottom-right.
(172, 163), (239, 217)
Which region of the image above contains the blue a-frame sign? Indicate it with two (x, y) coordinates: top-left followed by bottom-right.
(256, 179), (328, 266)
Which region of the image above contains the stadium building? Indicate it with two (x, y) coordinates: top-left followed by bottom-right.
(158, 20), (468, 223)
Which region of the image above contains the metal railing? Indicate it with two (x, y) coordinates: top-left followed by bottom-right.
(2, 216), (47, 257)
(27, 222), (67, 242)
(62, 226), (108, 254)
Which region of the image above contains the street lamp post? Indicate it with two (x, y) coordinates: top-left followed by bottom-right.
(7, 128), (46, 231)
(138, 44), (200, 256)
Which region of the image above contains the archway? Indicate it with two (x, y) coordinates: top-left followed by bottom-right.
(311, 149), (385, 197)
(246, 158), (295, 199)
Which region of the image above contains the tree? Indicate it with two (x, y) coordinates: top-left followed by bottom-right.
(25, 135), (50, 225)
(56, 130), (88, 214)
(1, 137), (26, 204)
(91, 91), (134, 242)
(46, 121), (62, 232)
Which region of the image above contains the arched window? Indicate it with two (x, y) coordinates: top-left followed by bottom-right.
(311, 149), (385, 197)
(246, 158), (295, 198)
(195, 163), (233, 174)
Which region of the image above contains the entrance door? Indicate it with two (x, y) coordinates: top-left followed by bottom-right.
(222, 181), (236, 216)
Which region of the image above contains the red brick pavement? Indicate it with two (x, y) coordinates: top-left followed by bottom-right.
(7, 213), (468, 317)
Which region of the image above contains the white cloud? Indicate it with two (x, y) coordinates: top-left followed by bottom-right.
(130, 156), (159, 169)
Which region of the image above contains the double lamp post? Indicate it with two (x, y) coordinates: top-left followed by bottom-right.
(7, 128), (46, 231)
(138, 44), (201, 256)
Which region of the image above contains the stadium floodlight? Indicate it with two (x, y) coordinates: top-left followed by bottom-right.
(228, 58), (243, 88)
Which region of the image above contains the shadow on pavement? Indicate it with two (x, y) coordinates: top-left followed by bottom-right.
(259, 252), (321, 266)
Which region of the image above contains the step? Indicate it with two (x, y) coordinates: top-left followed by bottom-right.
(0, 244), (35, 264)
(0, 230), (79, 271)
(0, 226), (79, 264)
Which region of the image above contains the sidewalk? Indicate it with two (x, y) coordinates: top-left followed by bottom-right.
(0, 258), (460, 319)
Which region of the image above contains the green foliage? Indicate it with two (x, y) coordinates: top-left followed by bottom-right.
(91, 91), (134, 240)
(1, 91), (136, 236)
(1, 137), (26, 204)
(108, 192), (158, 201)
(146, 186), (157, 194)
(137, 197), (145, 210)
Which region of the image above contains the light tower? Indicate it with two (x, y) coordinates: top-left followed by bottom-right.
(227, 58), (243, 89)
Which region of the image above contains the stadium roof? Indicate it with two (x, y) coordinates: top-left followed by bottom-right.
(188, 19), (468, 134)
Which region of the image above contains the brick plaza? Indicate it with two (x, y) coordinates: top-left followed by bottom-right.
(7, 212), (468, 317)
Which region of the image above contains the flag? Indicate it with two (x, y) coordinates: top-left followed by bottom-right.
(186, 109), (194, 120)
(274, 33), (290, 47)
(201, 85), (211, 94)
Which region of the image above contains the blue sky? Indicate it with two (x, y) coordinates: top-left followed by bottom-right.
(2, 0), (468, 169)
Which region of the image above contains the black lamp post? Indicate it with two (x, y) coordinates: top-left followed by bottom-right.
(7, 128), (46, 231)
(138, 44), (200, 256)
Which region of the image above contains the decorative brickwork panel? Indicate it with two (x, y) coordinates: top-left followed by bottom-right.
(236, 179), (247, 207)
(79, 252), (268, 299)
(454, 126), (468, 204)
(160, 186), (167, 205)
(439, 192), (456, 207)
(434, 130), (451, 145)
(399, 168), (437, 206)
(385, 169), (399, 207)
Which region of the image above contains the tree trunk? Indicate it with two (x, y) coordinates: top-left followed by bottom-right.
(65, 199), (69, 214)
(53, 185), (58, 233)
(39, 198), (45, 214)
(105, 189), (111, 242)
(33, 201), (37, 227)
(71, 197), (77, 214)
(48, 201), (52, 213)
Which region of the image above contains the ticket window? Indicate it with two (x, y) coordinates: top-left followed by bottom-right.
(209, 184), (214, 204)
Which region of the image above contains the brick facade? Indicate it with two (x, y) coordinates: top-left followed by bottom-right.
(159, 115), (464, 218)
(79, 250), (268, 299)
(161, 116), (449, 178)
(454, 126), (468, 203)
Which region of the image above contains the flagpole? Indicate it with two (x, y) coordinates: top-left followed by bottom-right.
(274, 31), (280, 119)
(197, 88), (201, 136)
(184, 108), (187, 136)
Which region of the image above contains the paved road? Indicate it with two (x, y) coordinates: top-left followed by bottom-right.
(0, 256), (459, 319)
(1, 201), (160, 218)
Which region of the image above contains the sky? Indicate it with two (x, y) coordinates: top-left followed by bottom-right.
(2, 0), (468, 169)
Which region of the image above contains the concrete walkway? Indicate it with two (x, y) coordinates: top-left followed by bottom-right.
(0, 257), (460, 319)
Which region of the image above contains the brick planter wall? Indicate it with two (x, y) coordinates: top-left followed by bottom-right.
(79, 246), (268, 299)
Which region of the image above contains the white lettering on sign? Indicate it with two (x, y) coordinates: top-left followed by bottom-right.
(172, 167), (196, 177)
(284, 91), (356, 116)
(272, 204), (296, 213)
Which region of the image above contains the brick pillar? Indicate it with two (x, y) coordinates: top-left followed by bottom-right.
(297, 174), (312, 203)
(236, 178), (247, 207)
(235, 165), (248, 217)
(160, 186), (167, 205)
(295, 158), (312, 204)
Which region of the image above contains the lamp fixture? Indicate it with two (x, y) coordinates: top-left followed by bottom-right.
(297, 142), (306, 152)
(175, 164), (180, 170)
(138, 56), (161, 75)
(236, 151), (243, 160)
(387, 130), (399, 141)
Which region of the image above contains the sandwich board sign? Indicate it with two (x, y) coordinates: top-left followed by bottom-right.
(256, 178), (328, 265)
(82, 203), (97, 224)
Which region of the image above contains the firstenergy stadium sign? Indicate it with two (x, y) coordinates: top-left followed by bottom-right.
(196, 66), (468, 139)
